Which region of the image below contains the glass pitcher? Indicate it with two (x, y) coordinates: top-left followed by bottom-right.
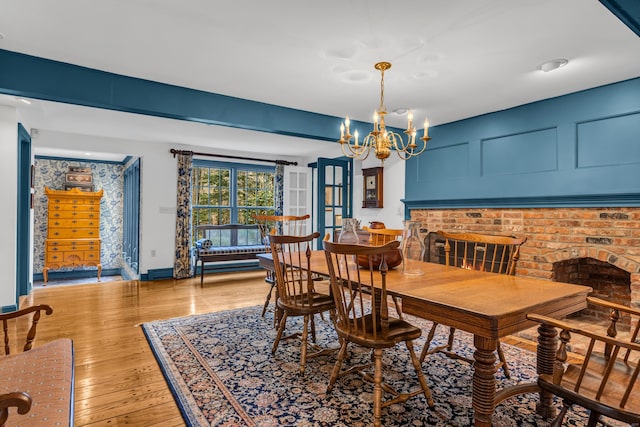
(338, 218), (359, 244)
(337, 218), (359, 271)
(401, 220), (425, 276)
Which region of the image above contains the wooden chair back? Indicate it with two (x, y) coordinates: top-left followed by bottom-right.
(268, 232), (321, 310)
(527, 308), (640, 425)
(588, 296), (640, 363)
(255, 214), (310, 242)
(0, 305), (53, 355)
(322, 240), (399, 341)
(362, 226), (403, 245)
(254, 214), (311, 320)
(438, 230), (527, 275)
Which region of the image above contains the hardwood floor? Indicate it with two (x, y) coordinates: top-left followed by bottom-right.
(20, 271), (268, 426)
(17, 270), (548, 426)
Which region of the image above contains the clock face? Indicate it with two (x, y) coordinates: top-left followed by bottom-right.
(366, 175), (376, 190)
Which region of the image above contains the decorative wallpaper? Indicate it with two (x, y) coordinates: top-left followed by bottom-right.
(33, 158), (124, 275)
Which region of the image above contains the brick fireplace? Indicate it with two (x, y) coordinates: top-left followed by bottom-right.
(412, 207), (640, 328)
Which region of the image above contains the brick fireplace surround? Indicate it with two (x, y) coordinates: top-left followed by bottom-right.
(411, 207), (640, 320)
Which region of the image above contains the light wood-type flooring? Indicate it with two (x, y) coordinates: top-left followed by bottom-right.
(18, 270), (542, 426)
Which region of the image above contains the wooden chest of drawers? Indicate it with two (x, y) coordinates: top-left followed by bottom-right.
(44, 187), (104, 283)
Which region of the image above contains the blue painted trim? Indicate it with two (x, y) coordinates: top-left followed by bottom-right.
(35, 155), (125, 165)
(0, 49), (346, 143)
(146, 268), (174, 281)
(16, 123), (32, 301)
(32, 268), (121, 282)
(403, 193), (640, 209)
(1, 304), (19, 313)
(599, 0), (640, 38)
(0, 49), (407, 145)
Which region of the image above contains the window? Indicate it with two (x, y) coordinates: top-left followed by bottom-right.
(192, 160), (275, 231)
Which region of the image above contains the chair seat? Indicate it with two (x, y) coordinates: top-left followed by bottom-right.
(276, 292), (335, 315)
(337, 314), (423, 349)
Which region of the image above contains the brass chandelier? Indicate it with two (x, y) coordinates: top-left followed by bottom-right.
(338, 61), (430, 162)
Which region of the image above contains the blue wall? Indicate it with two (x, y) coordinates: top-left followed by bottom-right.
(404, 78), (640, 209)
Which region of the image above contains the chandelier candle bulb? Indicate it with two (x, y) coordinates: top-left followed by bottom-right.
(423, 118), (430, 138)
(408, 110), (413, 129)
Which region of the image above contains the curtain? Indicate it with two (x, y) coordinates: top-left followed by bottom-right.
(173, 151), (193, 279)
(274, 162), (285, 216)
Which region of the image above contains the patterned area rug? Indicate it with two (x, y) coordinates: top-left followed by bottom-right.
(142, 305), (594, 427)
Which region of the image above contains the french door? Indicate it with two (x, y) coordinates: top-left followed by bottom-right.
(309, 157), (353, 248)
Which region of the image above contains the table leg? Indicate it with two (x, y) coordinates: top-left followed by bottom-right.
(535, 322), (558, 419)
(472, 335), (498, 427)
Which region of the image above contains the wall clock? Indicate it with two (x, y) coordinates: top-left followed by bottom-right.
(362, 167), (383, 208)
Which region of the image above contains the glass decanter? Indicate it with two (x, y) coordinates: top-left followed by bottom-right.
(338, 218), (359, 244)
(401, 220), (425, 276)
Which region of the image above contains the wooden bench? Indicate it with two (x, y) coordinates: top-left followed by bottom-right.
(0, 305), (74, 427)
(194, 224), (268, 286)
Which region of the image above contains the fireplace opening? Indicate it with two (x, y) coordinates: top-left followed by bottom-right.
(553, 258), (631, 330)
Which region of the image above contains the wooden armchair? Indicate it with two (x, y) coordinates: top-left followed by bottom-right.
(255, 214), (310, 319)
(419, 230), (527, 378)
(269, 232), (336, 374)
(527, 296), (640, 426)
(0, 304), (74, 427)
(323, 240), (434, 427)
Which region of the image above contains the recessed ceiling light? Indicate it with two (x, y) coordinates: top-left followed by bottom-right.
(393, 108), (408, 115)
(539, 59), (568, 72)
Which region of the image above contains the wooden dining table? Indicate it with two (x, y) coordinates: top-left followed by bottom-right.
(257, 250), (592, 426)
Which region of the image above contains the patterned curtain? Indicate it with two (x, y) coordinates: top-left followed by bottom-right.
(173, 151), (193, 279)
(274, 162), (285, 216)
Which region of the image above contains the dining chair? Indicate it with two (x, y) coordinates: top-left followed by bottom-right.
(526, 296), (640, 426)
(361, 225), (404, 314)
(323, 240), (435, 427)
(419, 230), (527, 378)
(269, 231), (336, 375)
(255, 214), (311, 320)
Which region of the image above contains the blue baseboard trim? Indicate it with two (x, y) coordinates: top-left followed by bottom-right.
(140, 262), (262, 281)
(142, 268), (174, 281)
(2, 304), (19, 313)
(33, 268), (121, 282)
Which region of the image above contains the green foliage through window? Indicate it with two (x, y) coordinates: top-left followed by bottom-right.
(191, 161), (275, 235)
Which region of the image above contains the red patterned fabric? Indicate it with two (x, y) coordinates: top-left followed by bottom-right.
(0, 338), (74, 427)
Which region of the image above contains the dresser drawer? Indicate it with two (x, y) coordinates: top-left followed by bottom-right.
(48, 228), (100, 239)
(47, 242), (100, 252)
(47, 239), (99, 247)
(49, 203), (100, 213)
(49, 210), (100, 220)
(49, 197), (101, 206)
(48, 219), (99, 228)
(83, 251), (100, 262)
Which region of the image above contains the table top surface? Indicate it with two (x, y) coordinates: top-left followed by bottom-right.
(257, 250), (592, 337)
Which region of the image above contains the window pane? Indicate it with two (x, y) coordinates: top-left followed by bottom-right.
(192, 164), (274, 231)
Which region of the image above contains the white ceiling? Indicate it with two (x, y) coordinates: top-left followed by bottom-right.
(0, 0), (639, 161)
